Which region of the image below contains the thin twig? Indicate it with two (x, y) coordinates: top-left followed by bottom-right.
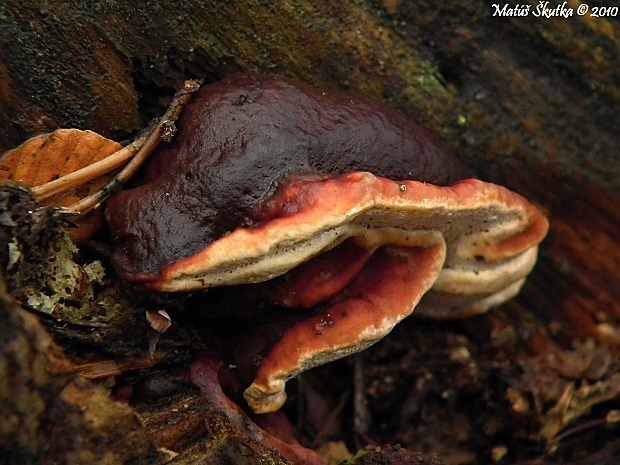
(550, 417), (609, 446)
(353, 352), (371, 434)
(32, 135), (147, 200)
(65, 80), (201, 218)
(311, 391), (351, 448)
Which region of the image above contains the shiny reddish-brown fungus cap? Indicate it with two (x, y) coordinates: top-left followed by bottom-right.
(104, 75), (548, 414)
(105, 74), (471, 282)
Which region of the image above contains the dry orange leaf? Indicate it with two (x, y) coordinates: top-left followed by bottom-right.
(0, 82), (201, 243)
(0, 129), (123, 243)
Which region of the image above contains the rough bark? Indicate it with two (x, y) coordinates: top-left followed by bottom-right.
(0, 282), (169, 465)
(1, 0), (618, 193)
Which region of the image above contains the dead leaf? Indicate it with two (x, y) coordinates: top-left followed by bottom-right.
(146, 309), (172, 333)
(0, 129), (123, 242)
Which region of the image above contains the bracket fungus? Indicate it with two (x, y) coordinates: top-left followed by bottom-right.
(105, 75), (548, 414)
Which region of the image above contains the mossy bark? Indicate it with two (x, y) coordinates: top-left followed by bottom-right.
(1, 0), (618, 193)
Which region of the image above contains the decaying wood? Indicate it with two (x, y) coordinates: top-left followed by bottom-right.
(1, 0), (618, 194)
(0, 280), (169, 465)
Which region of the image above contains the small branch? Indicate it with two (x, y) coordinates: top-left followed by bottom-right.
(63, 80), (201, 218)
(32, 136), (146, 201)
